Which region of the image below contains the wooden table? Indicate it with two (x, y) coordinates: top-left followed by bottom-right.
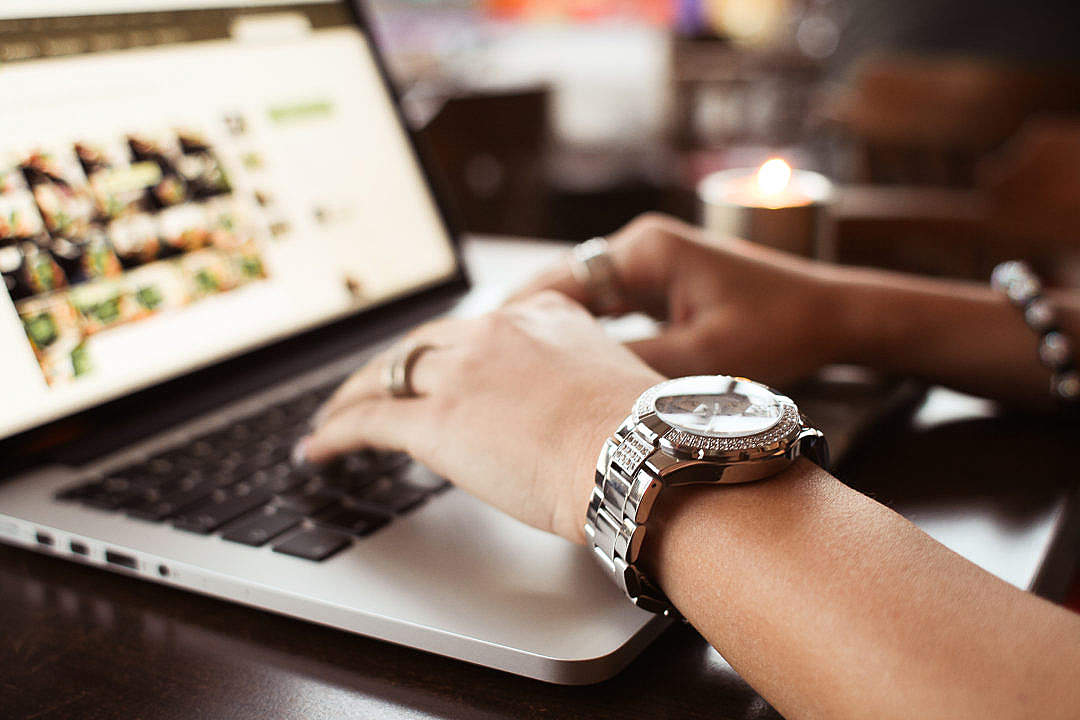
(2, 238), (1077, 719)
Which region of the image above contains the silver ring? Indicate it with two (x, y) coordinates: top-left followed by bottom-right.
(570, 237), (622, 313)
(384, 342), (436, 398)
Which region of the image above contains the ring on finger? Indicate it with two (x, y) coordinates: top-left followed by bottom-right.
(570, 236), (622, 313)
(384, 341), (437, 399)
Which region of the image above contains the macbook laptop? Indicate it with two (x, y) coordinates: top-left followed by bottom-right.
(0, 0), (668, 685)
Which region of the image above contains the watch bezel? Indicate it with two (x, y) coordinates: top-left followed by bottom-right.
(633, 375), (803, 462)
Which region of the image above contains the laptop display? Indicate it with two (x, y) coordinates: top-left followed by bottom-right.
(0, 1), (458, 440)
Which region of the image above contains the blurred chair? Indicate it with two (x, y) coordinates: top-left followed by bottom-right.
(828, 118), (1080, 282)
(979, 118), (1080, 285)
(827, 54), (1080, 187)
(823, 56), (1080, 279)
(416, 87), (552, 238)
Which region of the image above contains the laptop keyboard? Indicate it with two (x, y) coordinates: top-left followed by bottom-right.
(54, 380), (449, 561)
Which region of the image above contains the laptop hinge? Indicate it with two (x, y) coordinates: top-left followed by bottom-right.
(1, 280), (465, 477)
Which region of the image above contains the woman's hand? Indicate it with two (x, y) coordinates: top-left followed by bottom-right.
(299, 291), (663, 544)
(509, 213), (848, 387)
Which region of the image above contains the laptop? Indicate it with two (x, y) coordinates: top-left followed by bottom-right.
(2, 0), (1070, 691)
(0, 0), (669, 685)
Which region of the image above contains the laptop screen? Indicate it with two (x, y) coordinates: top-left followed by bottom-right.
(0, 1), (459, 440)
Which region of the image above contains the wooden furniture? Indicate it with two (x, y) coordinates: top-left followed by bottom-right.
(825, 55), (1080, 187)
(416, 88), (553, 238)
(825, 119), (1080, 284)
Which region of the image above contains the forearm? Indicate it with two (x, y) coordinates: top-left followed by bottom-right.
(823, 264), (1080, 406)
(640, 459), (1080, 720)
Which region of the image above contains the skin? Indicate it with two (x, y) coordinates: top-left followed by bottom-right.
(301, 213), (1080, 719)
(507, 213), (1080, 406)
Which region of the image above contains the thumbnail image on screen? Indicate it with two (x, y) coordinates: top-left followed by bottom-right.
(0, 123), (269, 386)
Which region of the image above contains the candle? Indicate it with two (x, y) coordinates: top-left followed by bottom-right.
(698, 158), (834, 257)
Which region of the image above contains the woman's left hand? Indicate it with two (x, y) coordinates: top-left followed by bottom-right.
(299, 291), (663, 544)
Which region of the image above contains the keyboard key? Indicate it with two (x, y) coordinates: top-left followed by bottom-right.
(111, 459), (189, 487)
(374, 451), (411, 474)
(341, 451), (380, 476)
(126, 474), (216, 521)
(354, 476), (428, 514)
(62, 477), (150, 510)
(81, 477), (152, 510)
(273, 526), (351, 561)
(247, 442), (291, 468)
(250, 462), (307, 494)
(172, 485), (274, 534)
(320, 458), (378, 494)
(222, 507), (302, 547)
(274, 487), (340, 515)
(315, 503), (391, 536)
(144, 449), (200, 475)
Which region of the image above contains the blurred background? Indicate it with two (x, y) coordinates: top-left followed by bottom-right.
(377, 0), (1080, 282)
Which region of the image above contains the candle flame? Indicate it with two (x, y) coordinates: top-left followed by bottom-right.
(756, 158), (791, 196)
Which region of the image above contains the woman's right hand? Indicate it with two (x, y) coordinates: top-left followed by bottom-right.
(508, 213), (850, 387)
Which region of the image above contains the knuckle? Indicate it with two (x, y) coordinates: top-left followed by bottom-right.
(527, 288), (575, 309)
(620, 213), (685, 255)
(426, 384), (458, 417)
(478, 308), (515, 334)
(626, 211), (670, 233)
(466, 311), (519, 351)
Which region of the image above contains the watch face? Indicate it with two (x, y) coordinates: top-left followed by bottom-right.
(651, 376), (783, 438)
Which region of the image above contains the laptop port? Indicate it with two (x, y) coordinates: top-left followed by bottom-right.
(35, 531), (54, 546)
(105, 550), (137, 570)
(69, 541), (89, 556)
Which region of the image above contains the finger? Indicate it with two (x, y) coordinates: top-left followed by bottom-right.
(506, 214), (698, 317)
(627, 326), (713, 378)
(301, 342), (457, 465)
(313, 318), (462, 427)
(314, 343), (449, 432)
(302, 398), (419, 464)
(505, 255), (591, 308)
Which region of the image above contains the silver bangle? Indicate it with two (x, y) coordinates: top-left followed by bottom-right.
(991, 261), (1080, 402)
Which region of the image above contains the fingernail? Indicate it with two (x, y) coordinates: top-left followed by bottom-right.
(292, 436), (311, 467)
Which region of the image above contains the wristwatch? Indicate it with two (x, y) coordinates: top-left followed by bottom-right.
(584, 375), (828, 616)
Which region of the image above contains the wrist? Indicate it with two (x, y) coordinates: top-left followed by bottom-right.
(554, 374), (660, 546)
(637, 457), (826, 603)
(815, 264), (892, 367)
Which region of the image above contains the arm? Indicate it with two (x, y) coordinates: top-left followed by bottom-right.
(510, 213), (1079, 407)
(644, 459), (1080, 720)
(829, 264), (1080, 407)
(300, 292), (1080, 720)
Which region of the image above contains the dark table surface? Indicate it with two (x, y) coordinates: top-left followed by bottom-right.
(3, 396), (1078, 720)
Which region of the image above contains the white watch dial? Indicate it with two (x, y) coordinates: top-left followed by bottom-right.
(651, 376), (783, 438)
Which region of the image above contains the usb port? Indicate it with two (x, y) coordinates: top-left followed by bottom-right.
(35, 531), (54, 547)
(69, 541), (89, 556)
(105, 550), (137, 570)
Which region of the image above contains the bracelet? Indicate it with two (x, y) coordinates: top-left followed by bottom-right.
(990, 260), (1079, 402)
